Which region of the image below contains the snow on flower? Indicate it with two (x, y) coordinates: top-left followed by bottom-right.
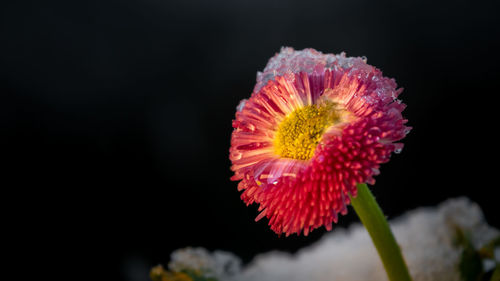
(229, 47), (410, 236)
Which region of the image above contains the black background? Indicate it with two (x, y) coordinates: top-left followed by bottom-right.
(2, 0), (499, 280)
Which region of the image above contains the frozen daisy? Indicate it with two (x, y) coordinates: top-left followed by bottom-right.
(230, 47), (410, 236)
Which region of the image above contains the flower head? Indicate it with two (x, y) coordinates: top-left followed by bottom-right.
(230, 47), (410, 236)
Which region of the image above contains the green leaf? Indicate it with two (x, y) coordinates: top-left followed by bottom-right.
(479, 236), (500, 259)
(455, 228), (484, 281)
(490, 265), (500, 281)
(181, 269), (218, 281)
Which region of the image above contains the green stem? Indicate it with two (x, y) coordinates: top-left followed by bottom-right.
(350, 183), (413, 281)
(491, 264), (500, 281)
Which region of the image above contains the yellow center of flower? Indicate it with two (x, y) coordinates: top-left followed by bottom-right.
(274, 101), (341, 160)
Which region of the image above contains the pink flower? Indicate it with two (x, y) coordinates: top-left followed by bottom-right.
(229, 47), (410, 236)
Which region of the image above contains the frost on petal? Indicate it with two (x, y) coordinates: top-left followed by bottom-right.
(254, 47), (370, 94)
